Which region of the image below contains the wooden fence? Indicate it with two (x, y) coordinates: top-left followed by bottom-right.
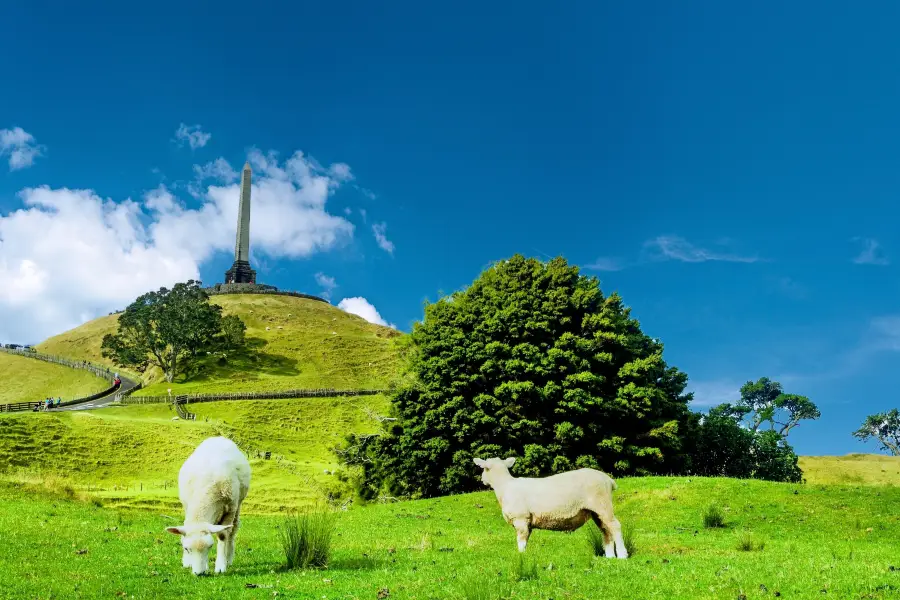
(0, 347), (141, 412)
(0, 401), (42, 413)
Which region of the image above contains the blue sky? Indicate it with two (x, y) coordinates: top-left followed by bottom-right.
(1, 1), (899, 456)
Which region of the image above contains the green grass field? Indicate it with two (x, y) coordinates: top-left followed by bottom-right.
(36, 294), (404, 395)
(1, 473), (899, 599)
(0, 351), (109, 404)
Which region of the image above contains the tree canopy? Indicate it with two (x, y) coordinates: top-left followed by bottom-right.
(340, 254), (696, 499)
(101, 280), (245, 382)
(735, 377), (820, 438)
(852, 409), (900, 456)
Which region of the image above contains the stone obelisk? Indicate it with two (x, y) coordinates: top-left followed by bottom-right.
(224, 162), (257, 285)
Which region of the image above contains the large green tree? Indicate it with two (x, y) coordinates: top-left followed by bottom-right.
(340, 255), (695, 499)
(101, 280), (245, 382)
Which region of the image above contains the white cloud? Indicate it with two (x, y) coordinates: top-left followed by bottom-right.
(687, 379), (739, 407)
(193, 158), (238, 183)
(644, 235), (759, 264)
(343, 207), (352, 216)
(174, 123), (211, 150)
(337, 297), (395, 328)
(585, 257), (624, 272)
(0, 150), (355, 343)
(359, 208), (368, 222)
(0, 127), (45, 171)
(852, 237), (889, 266)
(315, 272), (337, 300)
(372, 222), (394, 255)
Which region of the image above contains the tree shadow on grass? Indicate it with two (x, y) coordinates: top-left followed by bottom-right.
(178, 337), (300, 384)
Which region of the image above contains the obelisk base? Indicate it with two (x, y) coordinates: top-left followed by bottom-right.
(224, 260), (257, 285)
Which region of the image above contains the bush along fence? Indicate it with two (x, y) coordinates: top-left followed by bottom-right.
(122, 388), (385, 406)
(0, 347), (141, 412)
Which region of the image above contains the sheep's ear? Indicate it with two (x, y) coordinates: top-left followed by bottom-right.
(165, 526), (186, 536)
(503, 457), (517, 469)
(207, 524), (232, 534)
(473, 458), (486, 468)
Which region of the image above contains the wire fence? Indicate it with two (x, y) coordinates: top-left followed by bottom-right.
(122, 387), (385, 405)
(0, 347), (117, 383)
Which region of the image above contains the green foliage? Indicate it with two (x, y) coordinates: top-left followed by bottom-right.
(100, 280), (245, 383)
(852, 409), (900, 456)
(751, 430), (803, 483)
(691, 406), (803, 482)
(279, 506), (336, 569)
(342, 255), (695, 498)
(736, 377), (820, 437)
(702, 504), (726, 528)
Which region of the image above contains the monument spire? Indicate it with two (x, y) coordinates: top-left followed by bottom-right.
(223, 161), (257, 285)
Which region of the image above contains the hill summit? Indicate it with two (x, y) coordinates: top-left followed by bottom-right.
(37, 293), (403, 396)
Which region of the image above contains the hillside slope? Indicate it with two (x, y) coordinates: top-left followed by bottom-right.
(0, 395), (387, 511)
(37, 293), (404, 395)
(0, 352), (109, 403)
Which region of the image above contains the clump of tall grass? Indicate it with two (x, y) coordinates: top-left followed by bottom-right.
(736, 530), (764, 552)
(703, 504), (726, 528)
(280, 505), (337, 569)
(512, 554), (539, 582)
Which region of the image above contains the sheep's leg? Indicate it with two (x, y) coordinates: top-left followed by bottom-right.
(591, 514), (615, 558)
(215, 509), (235, 574)
(591, 501), (628, 559)
(226, 505), (241, 567)
(512, 518), (531, 553)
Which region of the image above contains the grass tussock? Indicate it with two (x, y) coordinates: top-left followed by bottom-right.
(512, 554), (539, 582)
(280, 505), (337, 570)
(736, 530), (765, 552)
(702, 504), (726, 529)
(460, 578), (512, 600)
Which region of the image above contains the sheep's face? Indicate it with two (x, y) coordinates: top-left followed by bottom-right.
(473, 457), (516, 487)
(165, 523), (231, 575)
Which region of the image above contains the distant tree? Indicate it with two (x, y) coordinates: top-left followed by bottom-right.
(101, 280), (244, 382)
(691, 403), (803, 482)
(852, 409), (900, 456)
(736, 377), (820, 438)
(338, 254), (696, 499)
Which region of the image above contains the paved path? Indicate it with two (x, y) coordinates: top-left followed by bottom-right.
(54, 373), (140, 412)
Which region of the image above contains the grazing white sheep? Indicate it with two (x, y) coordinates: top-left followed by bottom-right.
(473, 457), (627, 558)
(165, 437), (251, 575)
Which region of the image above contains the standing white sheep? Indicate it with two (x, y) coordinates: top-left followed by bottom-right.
(473, 457), (627, 558)
(165, 436), (251, 575)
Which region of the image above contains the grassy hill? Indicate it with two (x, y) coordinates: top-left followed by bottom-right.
(1, 472), (898, 599)
(0, 395), (389, 511)
(798, 453), (900, 485)
(37, 293), (404, 395)
(0, 351), (109, 404)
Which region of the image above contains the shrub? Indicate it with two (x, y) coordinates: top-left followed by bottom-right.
(280, 506), (337, 570)
(703, 504), (726, 528)
(690, 404), (804, 483)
